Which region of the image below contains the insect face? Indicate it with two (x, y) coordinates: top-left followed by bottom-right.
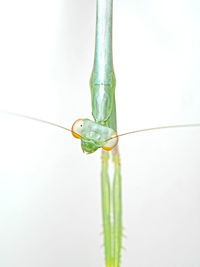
(71, 118), (118, 153)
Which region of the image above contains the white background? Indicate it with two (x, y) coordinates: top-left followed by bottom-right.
(0, 0), (200, 266)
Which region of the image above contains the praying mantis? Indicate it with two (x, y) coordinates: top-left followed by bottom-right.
(0, 1), (200, 267)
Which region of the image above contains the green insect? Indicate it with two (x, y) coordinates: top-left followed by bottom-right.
(1, 1), (200, 267)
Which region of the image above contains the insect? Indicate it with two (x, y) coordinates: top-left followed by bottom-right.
(0, 1), (200, 267)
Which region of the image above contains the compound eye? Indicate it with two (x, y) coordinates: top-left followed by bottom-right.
(71, 119), (84, 139)
(102, 134), (118, 151)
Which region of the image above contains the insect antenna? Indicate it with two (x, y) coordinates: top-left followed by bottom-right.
(0, 110), (73, 133)
(105, 123), (200, 142)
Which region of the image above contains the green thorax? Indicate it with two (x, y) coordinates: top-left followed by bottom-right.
(90, 0), (116, 126)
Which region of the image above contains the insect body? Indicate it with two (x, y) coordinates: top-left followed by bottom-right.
(69, 0), (122, 265)
(86, 0), (122, 266)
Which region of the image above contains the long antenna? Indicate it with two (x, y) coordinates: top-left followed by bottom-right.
(105, 124), (200, 142)
(0, 110), (72, 133)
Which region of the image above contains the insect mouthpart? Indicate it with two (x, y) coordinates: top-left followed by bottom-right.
(81, 138), (102, 154)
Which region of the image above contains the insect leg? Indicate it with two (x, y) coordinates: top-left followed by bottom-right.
(112, 146), (122, 267)
(101, 150), (112, 267)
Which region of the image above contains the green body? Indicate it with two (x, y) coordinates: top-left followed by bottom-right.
(89, 0), (122, 266)
(76, 0), (122, 266)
